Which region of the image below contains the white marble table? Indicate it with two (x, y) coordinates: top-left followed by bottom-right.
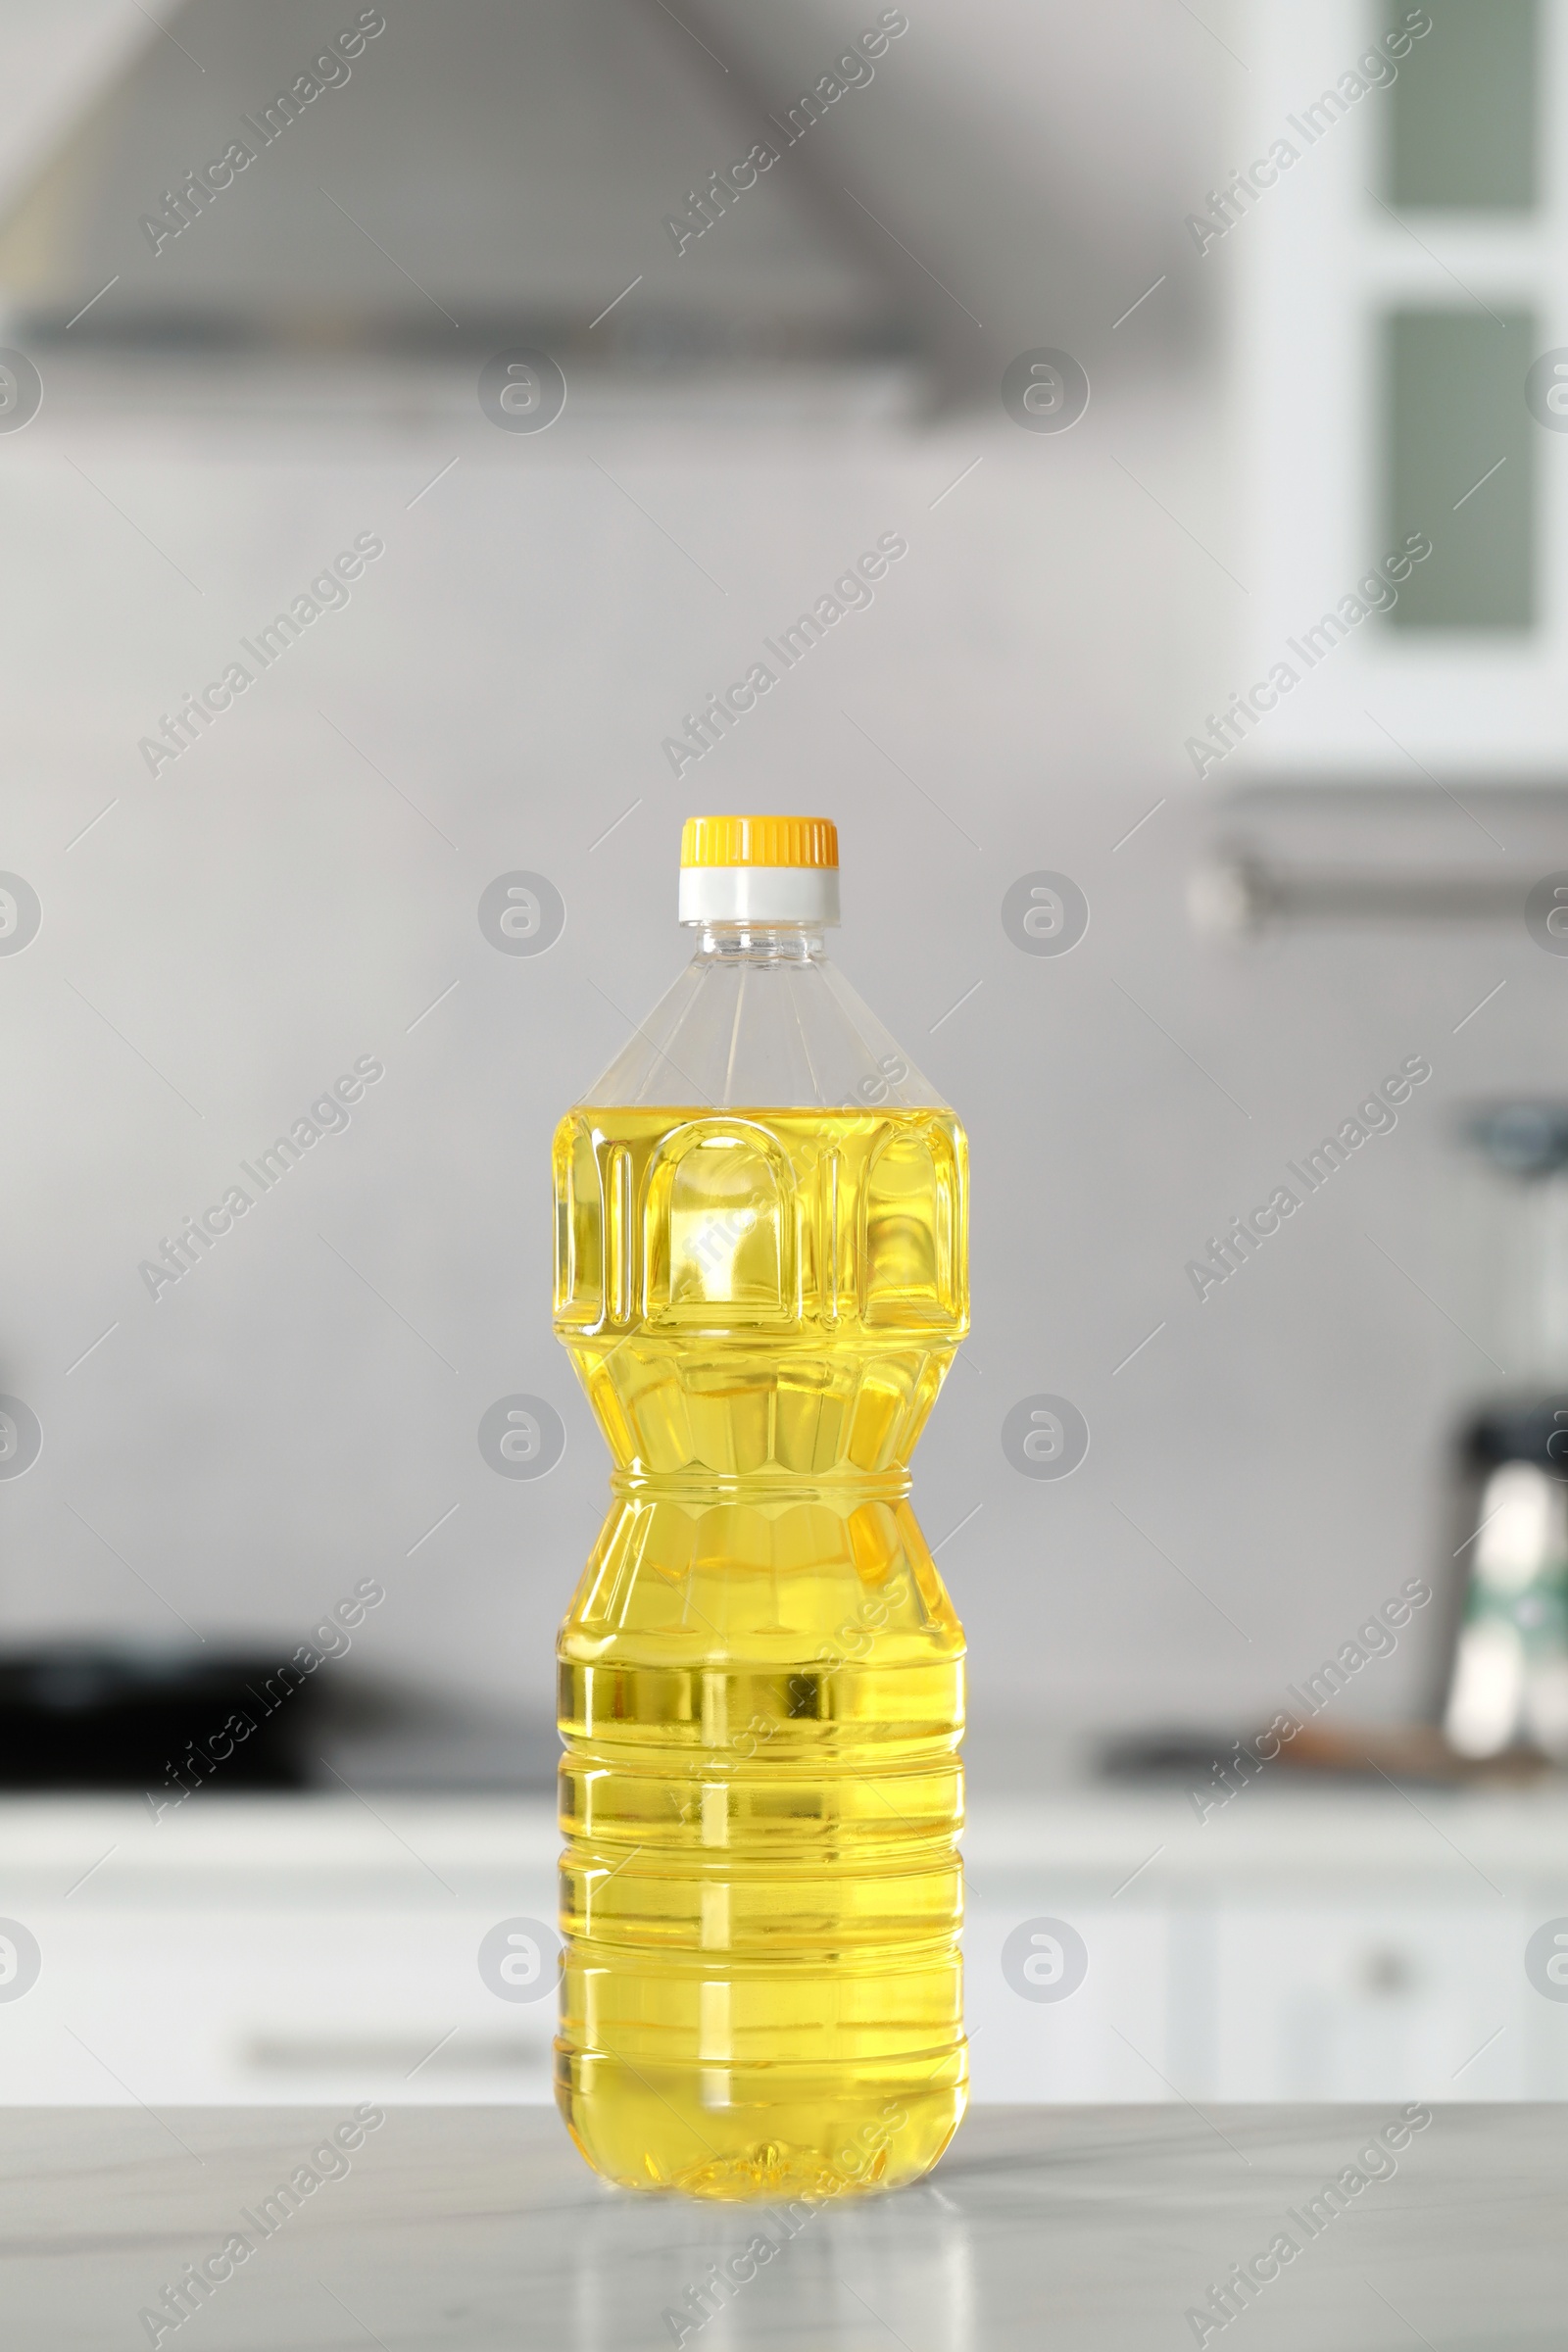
(5, 2103), (1563, 2347)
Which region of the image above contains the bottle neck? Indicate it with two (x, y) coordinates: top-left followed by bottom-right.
(690, 921), (828, 965)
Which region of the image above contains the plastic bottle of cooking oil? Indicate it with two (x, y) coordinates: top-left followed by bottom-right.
(553, 814), (967, 2200)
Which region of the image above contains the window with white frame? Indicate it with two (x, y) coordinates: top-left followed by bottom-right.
(1228, 0), (1560, 777)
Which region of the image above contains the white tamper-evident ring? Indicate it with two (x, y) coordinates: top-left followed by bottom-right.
(679, 866), (841, 925)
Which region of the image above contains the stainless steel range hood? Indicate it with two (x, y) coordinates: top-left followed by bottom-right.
(0, 0), (929, 412)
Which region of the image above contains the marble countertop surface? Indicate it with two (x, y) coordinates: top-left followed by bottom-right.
(5, 2102), (1563, 2348)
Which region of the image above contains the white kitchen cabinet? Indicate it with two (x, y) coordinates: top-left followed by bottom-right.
(0, 1796), (559, 2107)
(4, 1905), (559, 2106)
(960, 1786), (1568, 2107)
(962, 1900), (1178, 2103)
(1200, 1903), (1527, 2102)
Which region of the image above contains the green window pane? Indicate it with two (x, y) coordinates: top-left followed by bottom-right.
(1385, 309), (1536, 630)
(1386, 1), (1538, 210)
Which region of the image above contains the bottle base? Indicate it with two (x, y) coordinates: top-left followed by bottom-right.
(554, 2045), (967, 2200)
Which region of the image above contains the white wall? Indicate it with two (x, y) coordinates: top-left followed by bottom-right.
(0, 0), (1552, 1781)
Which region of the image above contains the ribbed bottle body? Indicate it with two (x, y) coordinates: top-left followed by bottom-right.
(553, 1105), (967, 2197)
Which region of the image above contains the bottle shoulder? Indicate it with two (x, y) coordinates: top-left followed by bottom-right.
(573, 946), (953, 1112)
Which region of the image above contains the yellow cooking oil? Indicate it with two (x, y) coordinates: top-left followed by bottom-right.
(553, 1102), (968, 2198)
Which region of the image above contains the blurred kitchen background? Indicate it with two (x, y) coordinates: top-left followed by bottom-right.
(4, 0), (1568, 2112)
